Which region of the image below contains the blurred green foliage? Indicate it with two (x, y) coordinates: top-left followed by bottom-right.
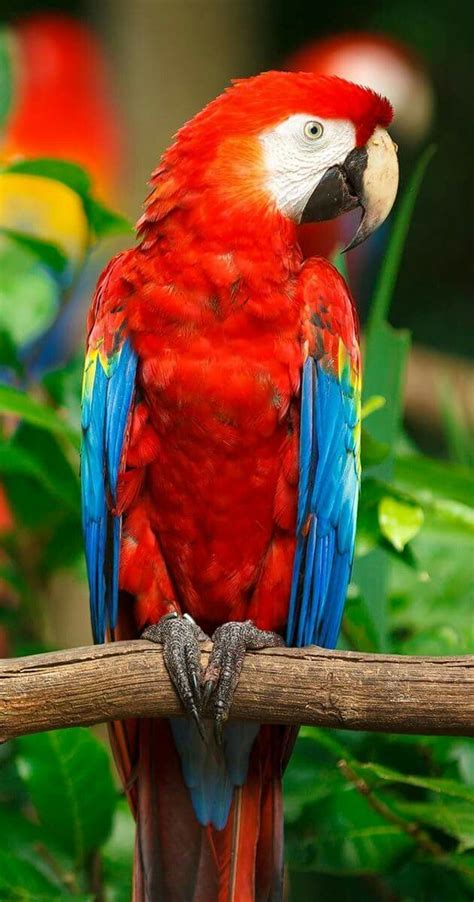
(0, 154), (472, 901)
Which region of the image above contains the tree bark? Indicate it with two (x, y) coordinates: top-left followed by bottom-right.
(0, 642), (472, 741)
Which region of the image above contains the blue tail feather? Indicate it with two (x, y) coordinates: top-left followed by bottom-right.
(170, 718), (259, 830)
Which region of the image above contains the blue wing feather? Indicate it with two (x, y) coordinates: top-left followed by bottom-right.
(297, 358), (316, 533)
(295, 514), (318, 646)
(105, 341), (137, 502)
(287, 357), (360, 650)
(81, 340), (137, 643)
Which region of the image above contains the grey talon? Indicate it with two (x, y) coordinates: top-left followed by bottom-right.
(140, 613), (204, 728)
(191, 707), (205, 741)
(214, 715), (224, 747)
(203, 620), (284, 734)
(202, 680), (214, 710)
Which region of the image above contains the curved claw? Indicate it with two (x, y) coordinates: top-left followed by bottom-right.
(201, 678), (214, 712)
(203, 620), (284, 743)
(141, 613), (205, 738)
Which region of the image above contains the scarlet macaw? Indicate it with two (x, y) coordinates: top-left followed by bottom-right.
(81, 72), (398, 901)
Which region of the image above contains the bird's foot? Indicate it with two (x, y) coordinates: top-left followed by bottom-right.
(141, 612), (208, 737)
(202, 620), (284, 743)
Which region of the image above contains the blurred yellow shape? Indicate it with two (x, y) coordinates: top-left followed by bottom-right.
(0, 172), (89, 266)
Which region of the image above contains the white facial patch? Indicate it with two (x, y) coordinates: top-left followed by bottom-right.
(259, 114), (357, 222)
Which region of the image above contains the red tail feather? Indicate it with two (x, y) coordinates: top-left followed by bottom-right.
(112, 718), (287, 901)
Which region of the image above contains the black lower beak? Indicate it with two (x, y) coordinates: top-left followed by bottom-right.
(300, 128), (399, 251)
(300, 147), (368, 226)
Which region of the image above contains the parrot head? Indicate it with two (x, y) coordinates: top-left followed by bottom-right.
(146, 71), (398, 250)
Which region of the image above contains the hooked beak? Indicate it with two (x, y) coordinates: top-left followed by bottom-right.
(300, 126), (399, 252)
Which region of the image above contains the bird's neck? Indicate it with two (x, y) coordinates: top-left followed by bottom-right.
(136, 166), (302, 297)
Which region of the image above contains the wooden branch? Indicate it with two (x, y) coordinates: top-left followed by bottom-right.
(0, 642), (472, 741)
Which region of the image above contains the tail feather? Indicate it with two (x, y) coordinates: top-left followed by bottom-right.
(170, 718), (260, 830)
(110, 601), (287, 901)
(131, 719), (285, 901)
(134, 719), (221, 901)
(255, 727), (287, 901)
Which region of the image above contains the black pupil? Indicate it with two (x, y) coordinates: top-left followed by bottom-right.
(310, 124), (318, 135)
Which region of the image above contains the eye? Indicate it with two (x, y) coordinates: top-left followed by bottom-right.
(303, 120), (324, 141)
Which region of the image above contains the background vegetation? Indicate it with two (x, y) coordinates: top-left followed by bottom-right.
(0, 3), (473, 900)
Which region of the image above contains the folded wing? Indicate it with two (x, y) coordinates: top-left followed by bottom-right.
(81, 254), (137, 643)
(287, 259), (361, 649)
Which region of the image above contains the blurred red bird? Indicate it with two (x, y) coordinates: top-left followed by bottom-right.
(0, 14), (125, 367)
(82, 72), (398, 900)
(1, 13), (122, 197)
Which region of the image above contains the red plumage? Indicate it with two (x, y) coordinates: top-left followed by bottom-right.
(84, 72), (391, 900)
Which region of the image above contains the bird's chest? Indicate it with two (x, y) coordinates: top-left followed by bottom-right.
(136, 316), (302, 452)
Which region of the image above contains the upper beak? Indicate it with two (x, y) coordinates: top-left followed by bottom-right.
(300, 126), (399, 252)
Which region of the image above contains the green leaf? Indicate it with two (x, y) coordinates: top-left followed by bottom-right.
(83, 197), (133, 239)
(360, 470), (474, 542)
(394, 454), (474, 508)
(0, 238), (59, 345)
(352, 762), (474, 804)
(395, 799), (474, 850)
(0, 385), (79, 447)
(0, 851), (66, 900)
(3, 158), (92, 198)
(286, 785), (412, 874)
(0, 28), (13, 128)
(0, 438), (79, 513)
(297, 726), (352, 760)
(2, 158), (132, 242)
(392, 454), (474, 535)
(361, 395), (386, 420)
(378, 496), (424, 552)
(15, 425), (79, 509)
(284, 733), (347, 823)
(342, 591), (381, 652)
(102, 800), (134, 902)
(42, 355), (83, 433)
(361, 429), (390, 468)
(3, 470), (62, 528)
(0, 329), (23, 375)
(0, 808), (42, 856)
(362, 323), (411, 466)
(287, 872), (372, 900)
(0, 744), (28, 807)
(41, 512), (83, 573)
(427, 498), (474, 533)
(42, 355), (83, 406)
(0, 808), (92, 897)
(357, 479), (422, 566)
(440, 380), (474, 467)
(0, 228), (69, 275)
(389, 528), (474, 656)
(367, 145), (436, 333)
(355, 324), (411, 646)
(450, 741), (474, 788)
(17, 729), (117, 864)
(388, 858), (474, 900)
